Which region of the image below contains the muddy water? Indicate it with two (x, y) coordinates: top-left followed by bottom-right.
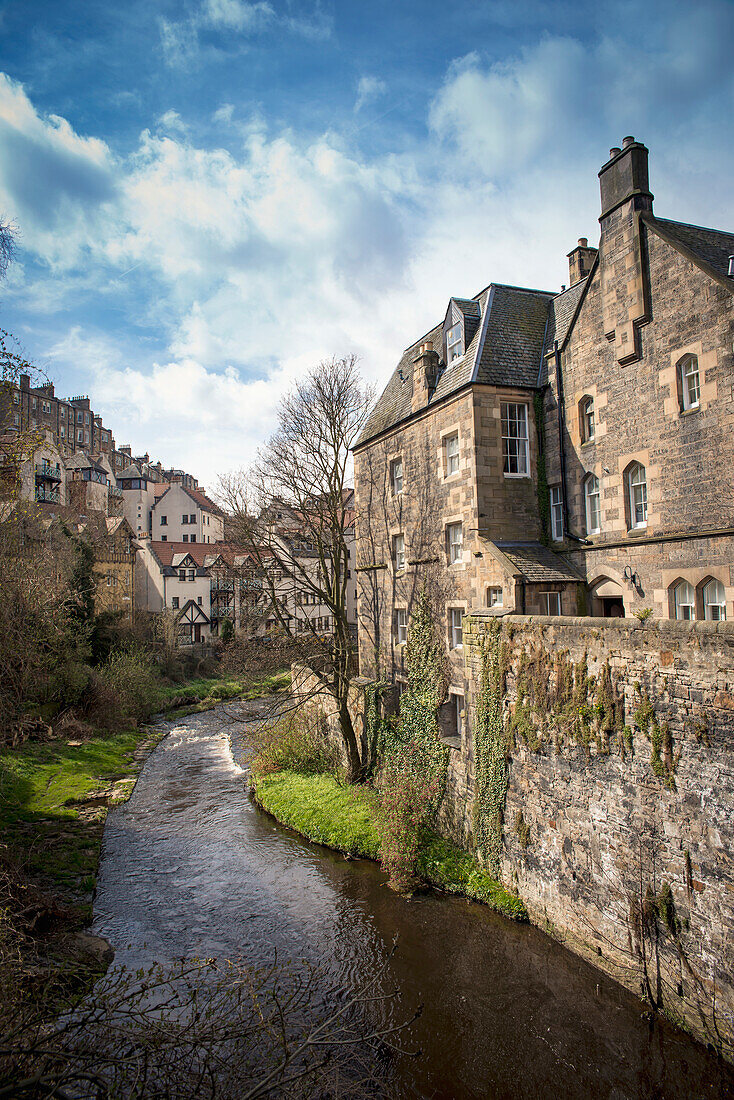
(93, 703), (734, 1099)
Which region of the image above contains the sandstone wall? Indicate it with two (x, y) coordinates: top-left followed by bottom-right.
(454, 612), (734, 1051)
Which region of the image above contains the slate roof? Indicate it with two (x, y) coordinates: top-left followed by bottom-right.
(495, 542), (583, 583)
(644, 215), (734, 286)
(356, 282), (554, 447)
(541, 279), (588, 367)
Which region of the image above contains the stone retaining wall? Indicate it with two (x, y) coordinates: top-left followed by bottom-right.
(455, 614), (734, 1052)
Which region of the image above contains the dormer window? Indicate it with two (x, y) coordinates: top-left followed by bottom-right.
(447, 323), (463, 363)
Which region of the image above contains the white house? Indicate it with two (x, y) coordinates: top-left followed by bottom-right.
(150, 483), (225, 544)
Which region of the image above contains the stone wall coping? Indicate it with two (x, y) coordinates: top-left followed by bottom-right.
(465, 612), (734, 638)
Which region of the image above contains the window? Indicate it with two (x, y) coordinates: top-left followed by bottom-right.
(85, 412), (90, 425)
(182, 534), (188, 542)
(197, 596), (203, 606)
(60, 426), (65, 439)
(77, 429), (84, 443)
(13, 392), (18, 405)
(179, 569), (186, 580)
(673, 580), (695, 620)
(449, 608), (463, 648)
(60, 406), (65, 417)
(190, 534), (196, 543)
(172, 597), (179, 609)
(393, 533), (406, 571)
(550, 486), (563, 541)
(444, 432), (459, 476)
(161, 535), (167, 541)
(31, 397), (36, 409)
(161, 516), (167, 525)
(540, 591), (562, 615)
(584, 474), (601, 535)
(84, 431), (89, 444)
(501, 403), (529, 476)
(446, 322), (463, 363)
(396, 608), (408, 644)
(487, 587), (503, 607)
(190, 513), (196, 523)
(106, 573), (112, 587)
(626, 463), (647, 529)
(580, 396), (595, 442)
(703, 578), (726, 620)
(679, 354), (700, 411)
(446, 522), (463, 564)
(77, 410), (83, 422)
(188, 569), (195, 581)
(390, 457), (403, 496)
(182, 515), (189, 524)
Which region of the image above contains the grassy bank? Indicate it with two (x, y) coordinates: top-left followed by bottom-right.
(251, 770), (527, 922)
(155, 669), (291, 717)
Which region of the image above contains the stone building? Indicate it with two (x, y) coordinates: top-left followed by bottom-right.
(353, 137), (734, 721)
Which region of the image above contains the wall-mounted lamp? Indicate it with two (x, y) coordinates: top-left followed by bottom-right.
(474, 551), (483, 558)
(623, 565), (640, 586)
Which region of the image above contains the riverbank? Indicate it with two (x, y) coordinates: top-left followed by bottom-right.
(250, 769), (528, 921)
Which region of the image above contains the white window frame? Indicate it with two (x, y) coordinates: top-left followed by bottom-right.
(674, 580), (695, 620)
(445, 432), (460, 476)
(627, 463), (647, 530)
(487, 586), (503, 607)
(393, 533), (405, 572)
(550, 485), (563, 541)
(446, 322), (463, 363)
(396, 608), (408, 645)
(501, 403), (530, 477)
(540, 591), (562, 615)
(581, 396), (595, 442)
(584, 474), (601, 535)
(391, 457), (403, 496)
(703, 578), (726, 621)
(446, 522), (463, 564)
(449, 608), (463, 648)
(680, 355), (700, 411)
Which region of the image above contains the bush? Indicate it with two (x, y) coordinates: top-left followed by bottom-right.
(376, 738), (444, 891)
(95, 646), (161, 728)
(250, 709), (337, 779)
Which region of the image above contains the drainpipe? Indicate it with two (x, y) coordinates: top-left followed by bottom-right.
(554, 341), (590, 546)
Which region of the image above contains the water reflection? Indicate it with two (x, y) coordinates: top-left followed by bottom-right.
(93, 703), (734, 1099)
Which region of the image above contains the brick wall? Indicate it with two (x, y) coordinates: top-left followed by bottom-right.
(451, 612), (734, 1050)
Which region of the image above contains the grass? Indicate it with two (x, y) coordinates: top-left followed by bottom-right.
(252, 771), (381, 859)
(251, 770), (528, 921)
(156, 670), (291, 716)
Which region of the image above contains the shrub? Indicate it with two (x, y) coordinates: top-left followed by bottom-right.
(95, 646), (160, 728)
(249, 709), (337, 779)
(376, 737), (444, 891)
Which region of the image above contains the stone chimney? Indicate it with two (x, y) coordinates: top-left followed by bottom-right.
(597, 137), (653, 365)
(411, 342), (440, 414)
(567, 237), (598, 285)
(20, 373), (30, 390)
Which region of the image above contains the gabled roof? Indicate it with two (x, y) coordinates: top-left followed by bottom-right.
(356, 282), (554, 447)
(146, 540), (268, 572)
(150, 483), (224, 516)
(643, 214), (734, 290)
(118, 462), (145, 479)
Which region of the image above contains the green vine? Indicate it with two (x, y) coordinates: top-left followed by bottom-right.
(634, 686), (680, 789)
(514, 809), (531, 849)
(473, 621), (511, 877)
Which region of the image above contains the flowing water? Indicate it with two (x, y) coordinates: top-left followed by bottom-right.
(93, 702), (734, 1099)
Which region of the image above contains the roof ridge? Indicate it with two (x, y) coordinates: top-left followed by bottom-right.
(652, 214), (734, 238)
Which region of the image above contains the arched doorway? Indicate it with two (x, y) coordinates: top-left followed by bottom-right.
(590, 576), (626, 618)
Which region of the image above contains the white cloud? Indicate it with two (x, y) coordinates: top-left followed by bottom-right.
(203, 0), (274, 31)
(354, 76), (387, 114)
(212, 103), (235, 125)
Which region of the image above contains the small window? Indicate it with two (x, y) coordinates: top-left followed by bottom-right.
(77, 410), (83, 422)
(703, 578), (726, 621)
(673, 580), (695, 620)
(396, 608), (408, 645)
(106, 573), (112, 587)
(197, 595), (203, 606)
(393, 533), (406, 572)
(449, 608), (463, 648)
(584, 474), (601, 535)
(31, 397), (36, 409)
(190, 513), (196, 523)
(13, 392), (19, 405)
(390, 457), (403, 496)
(178, 569), (186, 580)
(446, 522), (463, 564)
(60, 426), (65, 438)
(188, 569), (195, 581)
(540, 591), (562, 615)
(626, 463), (647, 530)
(445, 432), (459, 476)
(172, 596), (179, 609)
(182, 515), (188, 524)
(501, 403), (529, 476)
(161, 535), (167, 541)
(190, 534), (196, 543)
(679, 354), (700, 411)
(182, 534), (188, 542)
(550, 485), (564, 541)
(580, 396), (595, 443)
(447, 322), (463, 363)
(487, 587), (503, 607)
(161, 516), (167, 525)
(77, 429), (84, 442)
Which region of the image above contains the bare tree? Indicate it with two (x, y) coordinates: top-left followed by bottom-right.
(219, 356), (373, 783)
(0, 219), (16, 284)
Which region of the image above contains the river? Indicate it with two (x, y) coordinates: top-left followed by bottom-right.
(93, 702), (734, 1099)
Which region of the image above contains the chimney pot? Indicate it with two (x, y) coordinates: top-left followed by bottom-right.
(578, 237), (588, 248)
(609, 147), (621, 159)
(622, 135), (635, 148)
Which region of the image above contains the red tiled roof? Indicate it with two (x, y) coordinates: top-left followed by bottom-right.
(187, 488), (224, 516)
(147, 541), (272, 567)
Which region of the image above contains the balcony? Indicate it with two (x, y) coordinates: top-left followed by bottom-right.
(35, 462), (62, 482)
(210, 580), (234, 594)
(36, 487), (61, 504)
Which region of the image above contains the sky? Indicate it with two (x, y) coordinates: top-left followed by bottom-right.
(1, 0), (733, 490)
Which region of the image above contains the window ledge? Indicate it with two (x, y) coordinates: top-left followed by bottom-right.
(626, 526), (648, 537)
(679, 405), (700, 417)
(503, 473), (531, 480)
(580, 438), (596, 448)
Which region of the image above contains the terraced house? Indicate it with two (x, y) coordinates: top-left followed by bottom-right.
(353, 137), (734, 732)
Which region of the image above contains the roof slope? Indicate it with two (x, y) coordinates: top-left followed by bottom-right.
(542, 279), (588, 364)
(644, 215), (734, 285)
(357, 282), (553, 447)
(496, 542), (583, 582)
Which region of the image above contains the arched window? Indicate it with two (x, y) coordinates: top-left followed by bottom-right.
(579, 396), (595, 443)
(625, 462), (647, 530)
(678, 354), (700, 411)
(584, 474), (601, 535)
(673, 580), (695, 621)
(703, 578), (726, 620)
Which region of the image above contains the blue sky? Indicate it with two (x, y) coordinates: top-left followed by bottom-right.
(1, 0), (733, 488)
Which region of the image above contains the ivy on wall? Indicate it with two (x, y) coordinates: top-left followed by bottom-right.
(472, 620), (511, 877)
